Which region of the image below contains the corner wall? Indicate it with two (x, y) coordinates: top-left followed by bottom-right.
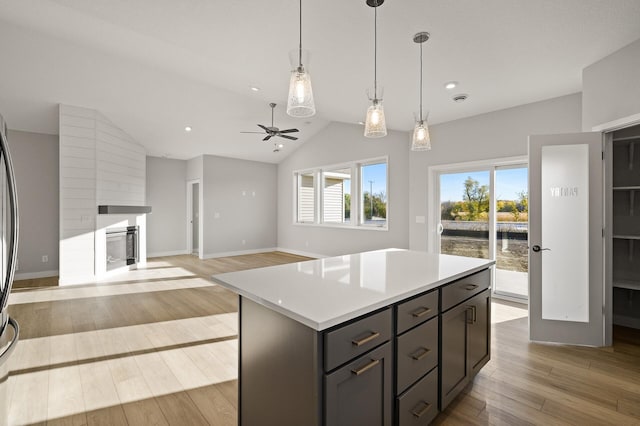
(583, 38), (640, 130)
(277, 122), (410, 257)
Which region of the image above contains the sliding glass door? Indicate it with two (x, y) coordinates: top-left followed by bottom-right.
(436, 161), (528, 300)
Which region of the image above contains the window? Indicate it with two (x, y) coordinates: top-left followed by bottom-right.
(323, 167), (351, 224)
(360, 162), (387, 227)
(296, 171), (315, 223)
(294, 157), (388, 229)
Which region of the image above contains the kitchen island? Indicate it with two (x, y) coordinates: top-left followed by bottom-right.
(212, 249), (495, 426)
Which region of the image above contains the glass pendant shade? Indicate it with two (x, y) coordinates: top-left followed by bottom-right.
(287, 67), (316, 118)
(364, 100), (387, 138)
(411, 120), (431, 151)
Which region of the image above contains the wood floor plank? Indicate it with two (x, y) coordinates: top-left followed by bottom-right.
(154, 392), (209, 426)
(86, 405), (129, 426)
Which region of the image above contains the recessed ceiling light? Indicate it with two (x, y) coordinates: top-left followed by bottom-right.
(184, 126), (192, 132)
(277, 143), (284, 149)
(444, 81), (458, 90)
(250, 86), (260, 92)
(452, 94), (469, 103)
(357, 121), (365, 126)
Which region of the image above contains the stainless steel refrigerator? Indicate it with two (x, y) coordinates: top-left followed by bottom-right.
(0, 113), (19, 426)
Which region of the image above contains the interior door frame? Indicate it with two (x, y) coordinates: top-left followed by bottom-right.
(593, 112), (640, 347)
(186, 179), (203, 259)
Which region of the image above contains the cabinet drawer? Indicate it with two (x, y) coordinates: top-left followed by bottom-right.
(396, 316), (438, 394)
(441, 268), (491, 312)
(397, 367), (438, 426)
(324, 308), (392, 372)
(396, 289), (438, 334)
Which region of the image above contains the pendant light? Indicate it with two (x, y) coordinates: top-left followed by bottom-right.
(286, 0), (316, 118)
(364, 0), (387, 138)
(411, 31), (431, 151)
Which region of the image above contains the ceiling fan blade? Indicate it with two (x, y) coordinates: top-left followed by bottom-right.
(279, 128), (299, 134)
(278, 134), (298, 140)
(263, 135), (272, 141)
(240, 131), (266, 134)
(257, 124), (269, 131)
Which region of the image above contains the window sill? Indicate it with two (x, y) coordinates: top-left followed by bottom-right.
(293, 222), (389, 232)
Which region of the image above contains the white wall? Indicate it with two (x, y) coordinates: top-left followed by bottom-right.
(7, 130), (59, 278)
(146, 156), (188, 256)
(202, 155), (277, 257)
(408, 93), (583, 252)
(583, 38), (640, 131)
(277, 122), (410, 257)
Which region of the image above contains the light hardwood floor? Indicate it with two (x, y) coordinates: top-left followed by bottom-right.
(8, 253), (640, 425)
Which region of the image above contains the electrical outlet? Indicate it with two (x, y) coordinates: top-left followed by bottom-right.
(42, 255), (48, 263)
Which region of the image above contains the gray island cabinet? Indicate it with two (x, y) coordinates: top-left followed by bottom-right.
(211, 249), (494, 426)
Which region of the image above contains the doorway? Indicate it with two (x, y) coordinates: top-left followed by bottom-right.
(187, 180), (201, 258)
(430, 157), (529, 301)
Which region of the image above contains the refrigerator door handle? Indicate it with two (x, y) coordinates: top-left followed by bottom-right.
(0, 317), (18, 363)
(0, 121), (19, 313)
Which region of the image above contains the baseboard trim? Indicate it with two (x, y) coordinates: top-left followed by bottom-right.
(147, 250), (190, 258)
(202, 247), (279, 260)
(14, 270), (59, 280)
(275, 247), (325, 259)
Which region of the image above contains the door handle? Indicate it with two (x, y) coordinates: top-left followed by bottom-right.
(437, 223), (444, 235)
(531, 245), (551, 253)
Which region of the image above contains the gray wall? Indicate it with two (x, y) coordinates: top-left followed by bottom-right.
(7, 130), (59, 276)
(146, 156), (188, 256)
(583, 38), (640, 130)
(202, 155), (277, 256)
(277, 122), (410, 257)
(409, 93), (583, 251)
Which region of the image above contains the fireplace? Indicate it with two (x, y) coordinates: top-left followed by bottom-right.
(106, 226), (139, 271)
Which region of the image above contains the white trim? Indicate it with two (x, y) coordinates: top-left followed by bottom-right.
(592, 112), (640, 132)
(202, 247), (279, 259)
(276, 247), (325, 259)
(186, 179), (202, 259)
(15, 270), (59, 280)
(292, 222), (388, 232)
(147, 250), (190, 258)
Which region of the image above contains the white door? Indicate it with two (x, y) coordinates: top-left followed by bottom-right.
(528, 132), (605, 346)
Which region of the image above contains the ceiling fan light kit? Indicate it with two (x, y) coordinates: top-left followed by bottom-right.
(286, 0), (316, 118)
(411, 31), (432, 151)
(364, 0), (387, 138)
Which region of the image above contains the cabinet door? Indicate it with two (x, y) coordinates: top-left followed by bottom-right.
(440, 302), (468, 410)
(325, 343), (392, 426)
(467, 289), (490, 376)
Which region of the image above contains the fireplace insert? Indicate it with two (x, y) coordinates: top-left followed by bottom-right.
(106, 226), (139, 271)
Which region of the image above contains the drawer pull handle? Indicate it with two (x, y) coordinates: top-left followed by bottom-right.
(411, 347), (431, 361)
(464, 284), (479, 291)
(351, 359), (380, 376)
(352, 331), (380, 347)
(410, 307), (432, 318)
(411, 401), (432, 418)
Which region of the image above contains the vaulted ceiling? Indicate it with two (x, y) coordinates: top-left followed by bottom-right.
(1, 0), (640, 163)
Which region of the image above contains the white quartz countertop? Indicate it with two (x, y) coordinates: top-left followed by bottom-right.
(211, 249), (495, 331)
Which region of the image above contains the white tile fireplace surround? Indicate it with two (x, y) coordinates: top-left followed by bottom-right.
(59, 104), (148, 285)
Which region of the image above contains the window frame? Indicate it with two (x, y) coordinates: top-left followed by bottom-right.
(293, 156), (389, 231)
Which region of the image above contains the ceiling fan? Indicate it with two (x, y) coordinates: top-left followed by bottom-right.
(241, 103), (299, 141)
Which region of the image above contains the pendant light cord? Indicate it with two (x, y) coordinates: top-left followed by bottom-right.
(419, 40), (423, 120)
(373, 2), (378, 99)
(298, 0), (303, 68)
